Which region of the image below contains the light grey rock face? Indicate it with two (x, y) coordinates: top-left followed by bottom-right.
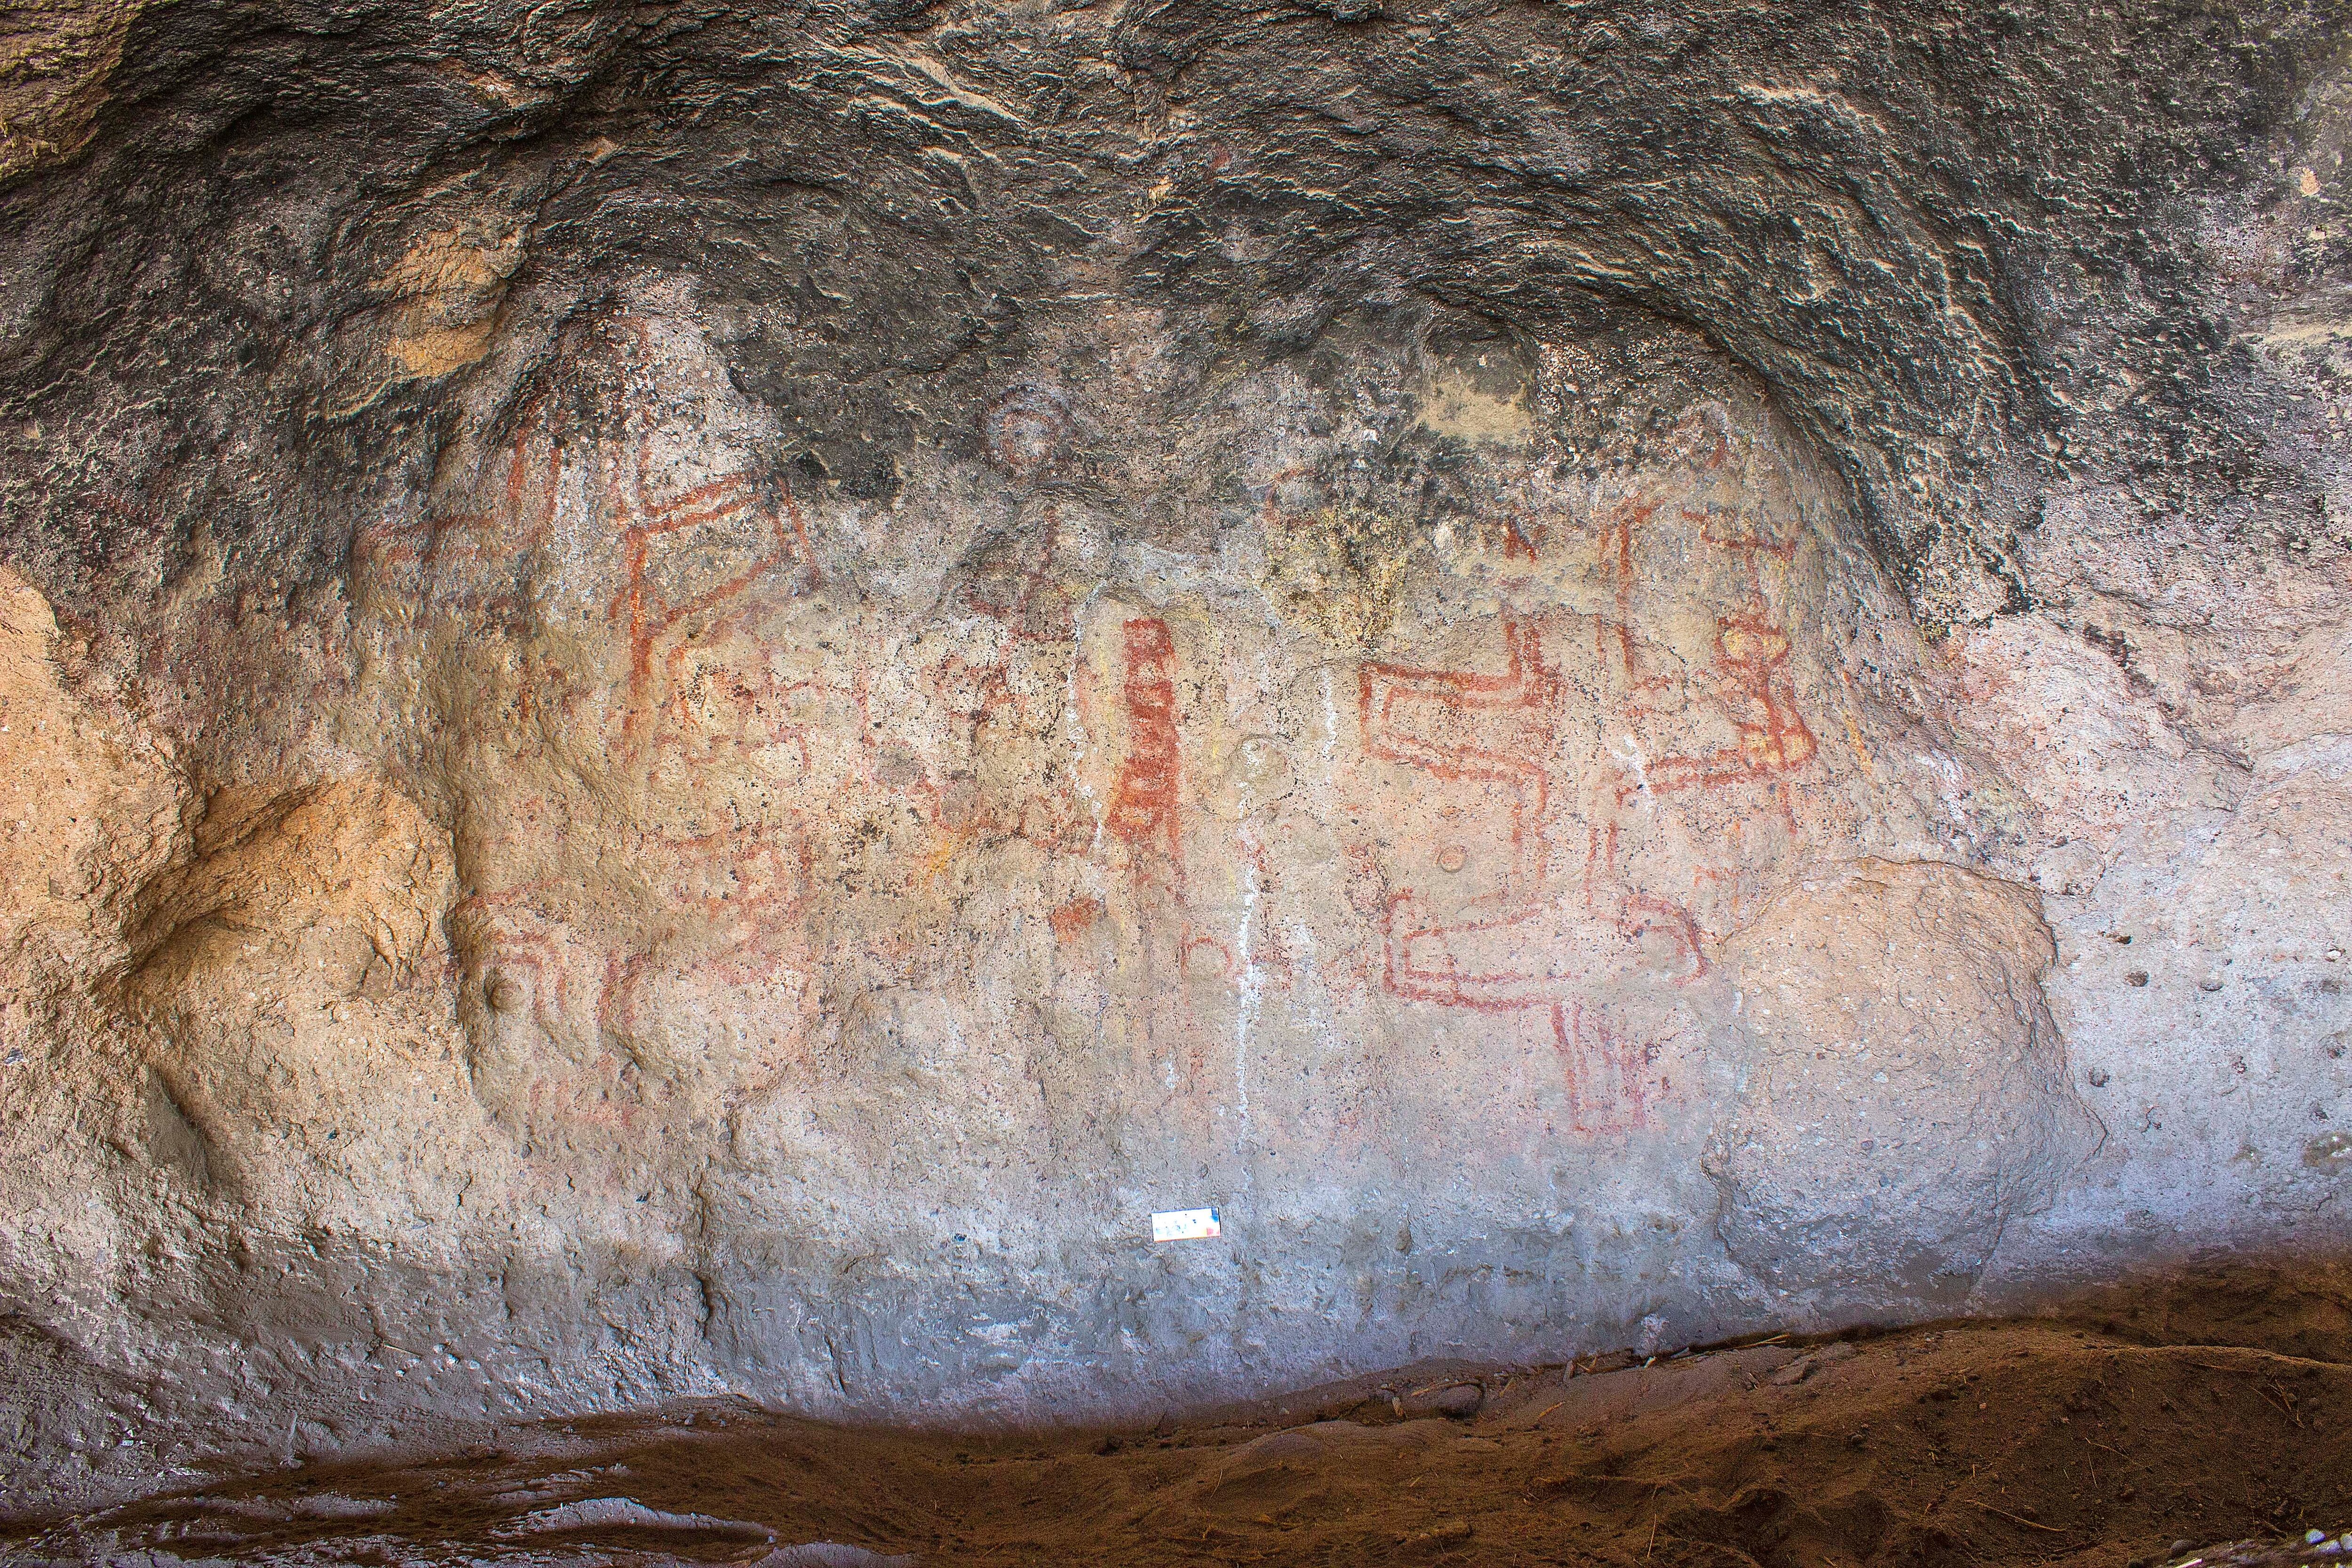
(1708, 861), (2093, 1308)
(0, 0), (2348, 1522)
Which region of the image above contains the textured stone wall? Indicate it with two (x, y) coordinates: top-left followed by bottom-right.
(0, 0), (2348, 1518)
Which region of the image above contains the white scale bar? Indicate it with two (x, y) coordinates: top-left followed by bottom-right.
(1151, 1207), (1221, 1242)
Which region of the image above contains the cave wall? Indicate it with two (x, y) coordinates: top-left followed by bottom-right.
(1, 0), (2349, 1517)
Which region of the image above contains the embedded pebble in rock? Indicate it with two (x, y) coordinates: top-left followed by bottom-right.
(0, 0), (2349, 1529)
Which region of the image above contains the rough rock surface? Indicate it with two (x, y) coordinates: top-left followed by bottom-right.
(0, 0), (2348, 1519)
(1709, 860), (2091, 1307)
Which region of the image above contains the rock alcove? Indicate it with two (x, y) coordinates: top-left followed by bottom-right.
(1, 0), (2349, 1522)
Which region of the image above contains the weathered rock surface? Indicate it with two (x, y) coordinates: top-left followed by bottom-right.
(0, 0), (2347, 1520)
(1708, 860), (2091, 1307)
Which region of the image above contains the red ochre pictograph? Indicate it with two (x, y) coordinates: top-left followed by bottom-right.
(958, 509), (1079, 644)
(1359, 614), (1557, 893)
(1049, 896), (1103, 942)
(651, 607), (818, 777)
(612, 470), (818, 751)
(1588, 457), (1817, 809)
(1355, 613), (1708, 1133)
(366, 329), (859, 1137)
(597, 821), (815, 1042)
(1551, 1002), (1677, 1135)
(1352, 441), (1828, 1135)
(447, 886), (585, 1048)
(449, 891), (640, 1139)
(360, 323), (822, 765)
(1641, 609), (1818, 797)
(1105, 617), (1182, 875)
(353, 399), (563, 629)
(1594, 494), (1678, 700)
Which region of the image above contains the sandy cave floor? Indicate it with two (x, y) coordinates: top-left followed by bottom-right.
(9, 1268), (2352, 1568)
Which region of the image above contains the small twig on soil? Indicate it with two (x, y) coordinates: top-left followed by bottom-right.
(2186, 1363), (2315, 1428)
(1967, 1500), (2065, 1534)
(2262, 1380), (2306, 1429)
(1926, 1464), (1979, 1515)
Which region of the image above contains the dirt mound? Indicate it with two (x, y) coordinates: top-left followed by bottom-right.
(9, 1267), (2351, 1566)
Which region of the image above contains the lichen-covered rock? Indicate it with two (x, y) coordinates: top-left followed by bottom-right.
(1708, 860), (2094, 1308)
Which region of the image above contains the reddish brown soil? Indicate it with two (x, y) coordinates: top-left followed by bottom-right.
(11, 1266), (2352, 1567)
